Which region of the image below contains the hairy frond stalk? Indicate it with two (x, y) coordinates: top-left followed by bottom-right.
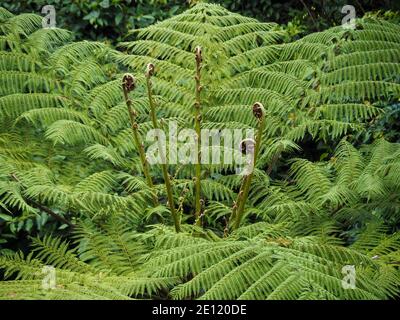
(231, 102), (266, 230)
(122, 73), (158, 206)
(145, 64), (180, 232)
(194, 46), (203, 226)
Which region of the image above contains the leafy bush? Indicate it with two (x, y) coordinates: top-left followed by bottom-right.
(0, 0), (187, 41)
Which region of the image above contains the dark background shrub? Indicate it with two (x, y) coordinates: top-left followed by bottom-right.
(2, 0), (399, 42)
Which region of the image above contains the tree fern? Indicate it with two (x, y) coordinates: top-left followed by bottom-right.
(0, 4), (399, 300)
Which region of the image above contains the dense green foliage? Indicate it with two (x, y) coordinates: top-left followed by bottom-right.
(0, 3), (399, 300)
(2, 0), (399, 41)
(1, 0), (185, 41)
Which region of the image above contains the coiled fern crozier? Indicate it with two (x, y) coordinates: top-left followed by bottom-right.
(0, 3), (399, 300)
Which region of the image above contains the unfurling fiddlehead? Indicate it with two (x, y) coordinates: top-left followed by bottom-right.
(122, 73), (158, 206)
(194, 46), (203, 226)
(145, 64), (181, 232)
(231, 102), (266, 230)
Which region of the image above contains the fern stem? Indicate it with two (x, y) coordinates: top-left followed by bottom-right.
(122, 74), (158, 206)
(10, 174), (75, 229)
(194, 46), (203, 226)
(231, 103), (266, 230)
(145, 64), (181, 232)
